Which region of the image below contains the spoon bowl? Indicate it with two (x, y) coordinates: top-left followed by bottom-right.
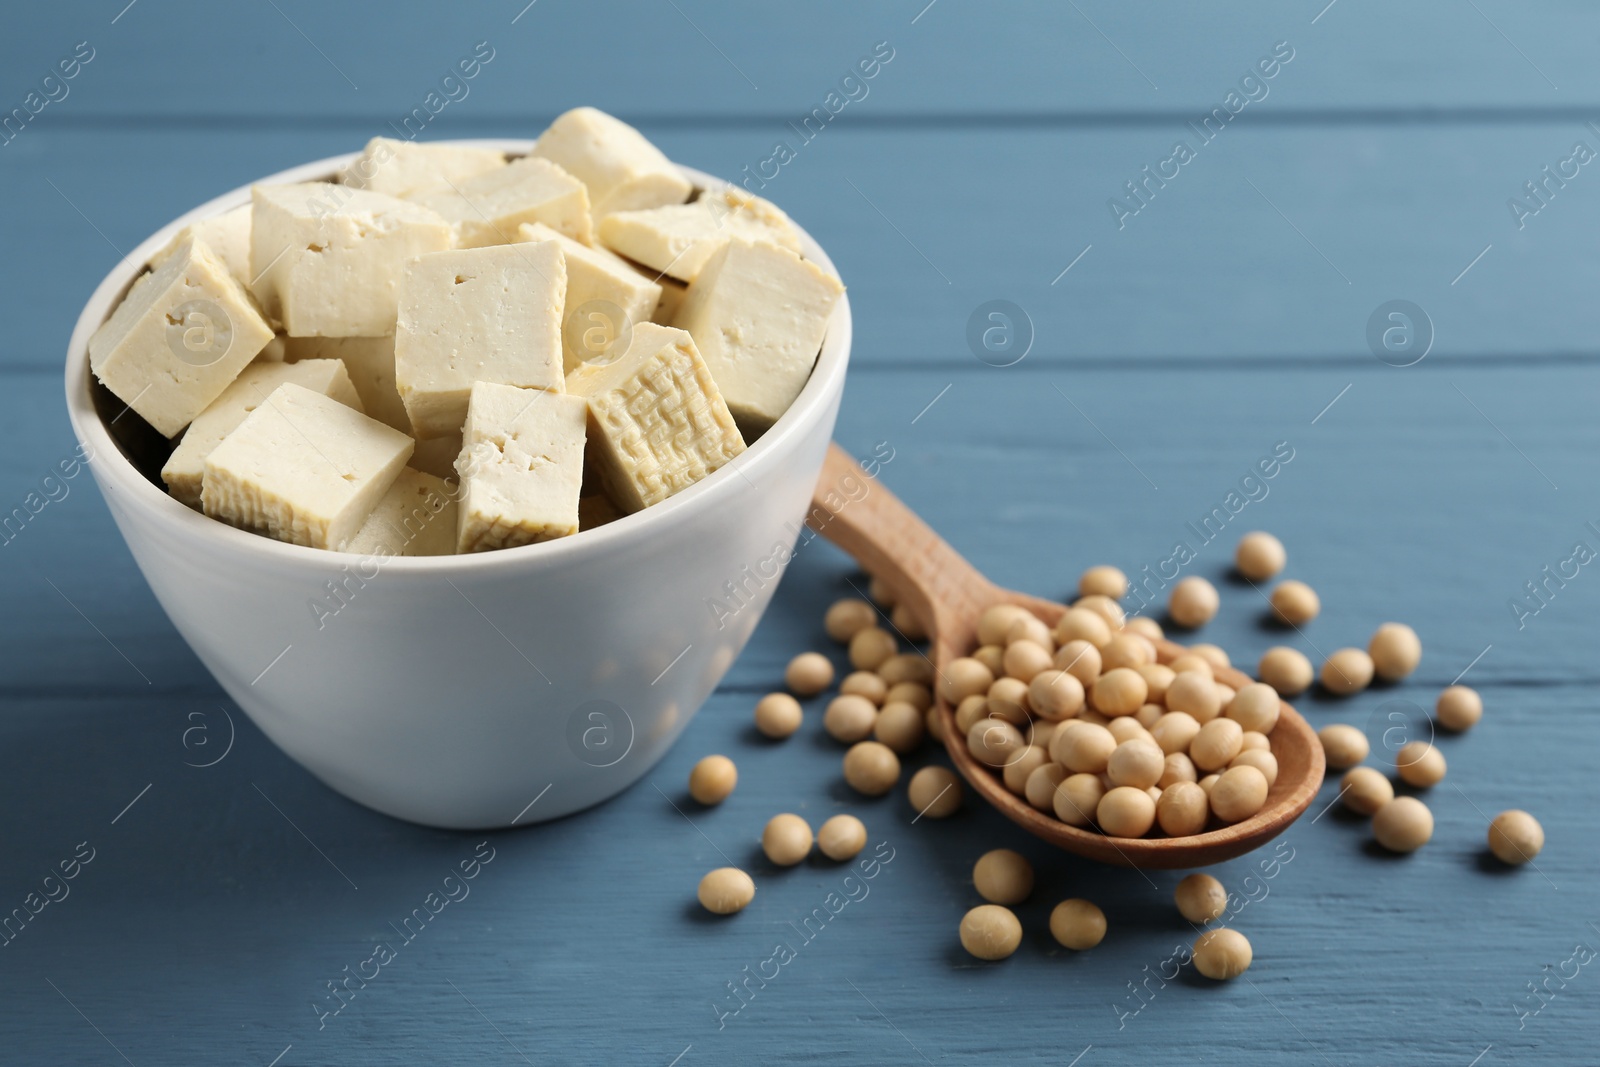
(810, 444), (1324, 868)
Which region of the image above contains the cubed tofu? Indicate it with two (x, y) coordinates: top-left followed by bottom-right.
(409, 156), (592, 248)
(675, 238), (843, 430)
(455, 382), (587, 552)
(250, 182), (451, 337)
(344, 468), (459, 557)
(566, 322), (745, 512)
(394, 242), (566, 440)
(515, 221), (661, 374)
(202, 382), (413, 550)
(151, 203), (253, 289)
(285, 336), (406, 432)
(597, 187), (802, 283)
(651, 278), (687, 326)
(161, 358), (362, 508)
(340, 137), (506, 198)
(89, 236), (275, 438)
(530, 107), (692, 217)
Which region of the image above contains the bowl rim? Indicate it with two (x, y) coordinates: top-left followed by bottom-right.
(63, 140), (852, 573)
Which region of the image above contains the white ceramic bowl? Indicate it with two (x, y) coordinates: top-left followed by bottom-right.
(63, 141), (850, 828)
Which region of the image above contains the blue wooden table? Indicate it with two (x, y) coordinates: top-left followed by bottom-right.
(4, 3), (1598, 1063)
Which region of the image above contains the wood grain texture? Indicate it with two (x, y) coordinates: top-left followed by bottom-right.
(2, 2), (1598, 1064)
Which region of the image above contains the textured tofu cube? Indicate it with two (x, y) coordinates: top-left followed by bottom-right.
(151, 203), (253, 289)
(597, 187), (802, 283)
(410, 156), (592, 248)
(202, 383), (413, 549)
(344, 468), (458, 557)
(161, 358), (361, 507)
(285, 336), (406, 431)
(566, 322), (745, 512)
(530, 107), (692, 217)
(455, 383), (587, 552)
(675, 238), (843, 430)
(89, 236), (275, 437)
(340, 137), (506, 198)
(515, 221), (661, 373)
(249, 182), (451, 337)
(394, 242), (566, 439)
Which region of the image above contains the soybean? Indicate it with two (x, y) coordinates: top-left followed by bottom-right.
(973, 848), (1034, 905)
(1436, 685), (1483, 732)
(824, 598), (877, 643)
(842, 741), (901, 796)
(1050, 898), (1107, 950)
(786, 652), (834, 696)
(698, 868), (756, 915)
(1372, 795), (1433, 852)
(960, 905), (1023, 960)
(1270, 580), (1320, 625)
(817, 814), (868, 861)
(1193, 929), (1252, 979)
(1257, 646), (1313, 697)
(1079, 565), (1129, 599)
(1175, 873), (1228, 923)
(762, 814), (814, 866)
(1168, 576), (1220, 629)
(907, 766), (964, 819)
(1368, 622), (1422, 681)
(1488, 810), (1544, 866)
(754, 693), (803, 739)
(689, 755), (737, 805)
(1235, 531), (1286, 581)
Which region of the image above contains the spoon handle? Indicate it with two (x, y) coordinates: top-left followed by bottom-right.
(807, 443), (998, 646)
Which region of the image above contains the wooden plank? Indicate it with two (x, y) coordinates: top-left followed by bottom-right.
(1, 0), (1595, 122)
(0, 627), (1591, 1064)
(10, 360), (1597, 696)
(9, 123), (1600, 375)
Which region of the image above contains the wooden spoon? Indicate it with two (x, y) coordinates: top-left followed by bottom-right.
(809, 444), (1324, 868)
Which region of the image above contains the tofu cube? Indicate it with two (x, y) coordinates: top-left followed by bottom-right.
(344, 468), (459, 558)
(89, 236), (275, 437)
(675, 238), (843, 430)
(340, 137), (506, 198)
(566, 322), (745, 512)
(455, 382), (587, 552)
(250, 182), (451, 337)
(151, 203), (253, 289)
(530, 107), (692, 217)
(597, 187), (802, 283)
(202, 382), (413, 550)
(161, 358), (361, 507)
(394, 242), (566, 440)
(409, 156), (592, 248)
(515, 221), (661, 374)
(285, 335), (406, 432)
